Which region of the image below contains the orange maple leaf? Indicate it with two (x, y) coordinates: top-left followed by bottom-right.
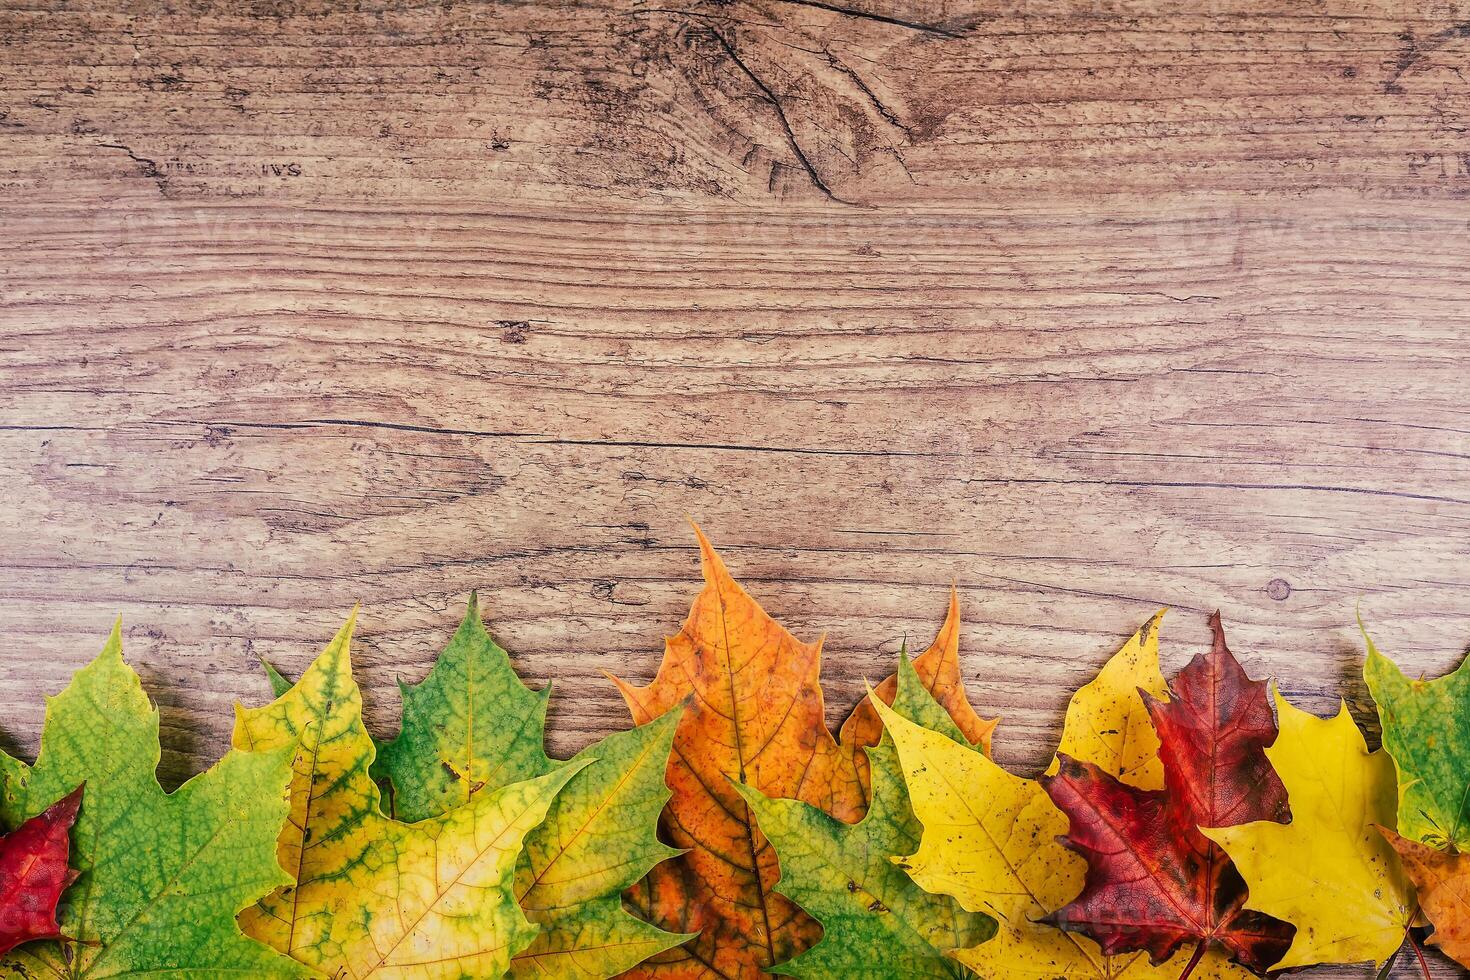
(612, 527), (992, 978)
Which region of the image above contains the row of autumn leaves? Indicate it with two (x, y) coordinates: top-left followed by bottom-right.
(0, 530), (1467, 979)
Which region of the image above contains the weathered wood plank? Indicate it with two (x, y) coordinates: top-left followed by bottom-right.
(1, 1), (1468, 973)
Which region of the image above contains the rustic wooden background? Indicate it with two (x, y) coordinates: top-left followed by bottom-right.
(1, 1), (1468, 972)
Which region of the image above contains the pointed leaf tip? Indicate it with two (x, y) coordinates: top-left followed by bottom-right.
(690, 521), (729, 584)
(1357, 607), (1382, 654)
(1206, 609), (1228, 652)
(50, 782), (84, 818)
(100, 618), (125, 661)
(260, 658), (293, 699)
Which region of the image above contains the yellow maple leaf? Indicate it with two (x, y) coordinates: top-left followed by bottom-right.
(1202, 689), (1416, 970)
(877, 615), (1250, 980)
(233, 612), (587, 979)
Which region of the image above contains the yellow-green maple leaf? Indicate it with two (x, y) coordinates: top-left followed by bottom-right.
(1201, 688), (1415, 969)
(0, 624), (301, 980)
(234, 612), (586, 979)
(878, 616), (1251, 980)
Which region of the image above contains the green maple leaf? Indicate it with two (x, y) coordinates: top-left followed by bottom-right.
(0, 624), (302, 979)
(507, 714), (689, 978)
(735, 654), (994, 978)
(1363, 623), (1470, 848)
(371, 592), (557, 819)
(292, 594), (686, 979)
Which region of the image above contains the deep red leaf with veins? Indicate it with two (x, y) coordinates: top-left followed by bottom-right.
(1041, 614), (1293, 974)
(0, 785), (82, 955)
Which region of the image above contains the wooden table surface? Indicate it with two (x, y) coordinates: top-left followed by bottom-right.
(2, 2), (1468, 974)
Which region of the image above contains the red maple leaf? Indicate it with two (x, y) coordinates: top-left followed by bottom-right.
(1041, 614), (1293, 975)
(0, 785), (82, 955)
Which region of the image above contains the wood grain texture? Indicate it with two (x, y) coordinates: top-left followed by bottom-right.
(1, 1), (1467, 973)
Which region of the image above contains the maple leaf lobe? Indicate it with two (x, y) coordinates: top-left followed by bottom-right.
(1, 623), (300, 979)
(1202, 695), (1413, 971)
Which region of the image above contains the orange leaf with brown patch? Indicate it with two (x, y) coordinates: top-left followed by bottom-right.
(1380, 828), (1470, 969)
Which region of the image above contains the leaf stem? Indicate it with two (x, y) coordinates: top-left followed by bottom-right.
(1408, 925), (1431, 980)
(1177, 941), (1207, 980)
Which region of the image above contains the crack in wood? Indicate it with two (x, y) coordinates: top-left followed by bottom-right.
(702, 26), (854, 204)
